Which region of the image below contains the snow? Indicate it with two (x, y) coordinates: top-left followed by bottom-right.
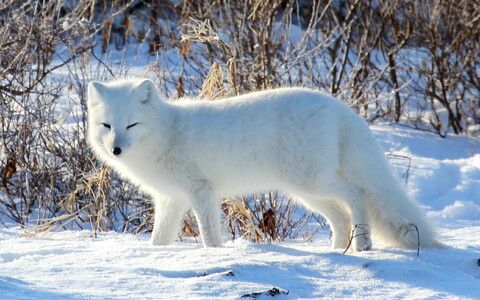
(2, 19), (480, 298)
(373, 125), (480, 224)
(1, 124), (480, 299)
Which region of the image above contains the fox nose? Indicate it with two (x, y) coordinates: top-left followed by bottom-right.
(112, 147), (122, 156)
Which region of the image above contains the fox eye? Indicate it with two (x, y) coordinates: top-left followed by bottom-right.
(126, 122), (139, 129)
(102, 123), (111, 129)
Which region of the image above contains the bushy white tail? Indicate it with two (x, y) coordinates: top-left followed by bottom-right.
(343, 122), (443, 249)
(367, 182), (443, 249)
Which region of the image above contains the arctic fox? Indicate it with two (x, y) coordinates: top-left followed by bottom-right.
(87, 78), (441, 251)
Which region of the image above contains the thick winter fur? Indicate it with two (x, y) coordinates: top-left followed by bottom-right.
(87, 78), (442, 251)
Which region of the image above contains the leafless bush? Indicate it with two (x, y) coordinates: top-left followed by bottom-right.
(1, 0), (479, 244)
(326, 0), (480, 135)
(0, 0), (92, 226)
(406, 0), (480, 136)
(0, 0), (152, 233)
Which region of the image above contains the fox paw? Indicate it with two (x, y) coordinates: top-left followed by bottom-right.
(351, 224), (372, 252)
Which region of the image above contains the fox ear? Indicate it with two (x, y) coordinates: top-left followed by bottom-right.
(133, 79), (157, 104)
(87, 81), (106, 107)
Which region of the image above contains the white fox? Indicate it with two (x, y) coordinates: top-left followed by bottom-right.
(87, 78), (442, 251)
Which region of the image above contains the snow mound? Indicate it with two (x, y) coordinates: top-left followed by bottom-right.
(372, 125), (480, 223)
(429, 201), (480, 221)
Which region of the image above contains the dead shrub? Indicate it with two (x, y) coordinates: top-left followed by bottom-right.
(1, 0), (479, 244)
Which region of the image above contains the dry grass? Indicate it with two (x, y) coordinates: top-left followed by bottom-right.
(223, 194), (325, 243)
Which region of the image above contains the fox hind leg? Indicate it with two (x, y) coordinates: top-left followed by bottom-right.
(326, 180), (372, 252)
(299, 198), (352, 249)
(299, 178), (372, 252)
(322, 200), (352, 249)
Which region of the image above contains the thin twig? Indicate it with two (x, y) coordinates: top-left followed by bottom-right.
(343, 224), (370, 254)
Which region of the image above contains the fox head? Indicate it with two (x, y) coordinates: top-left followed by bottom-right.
(87, 79), (164, 161)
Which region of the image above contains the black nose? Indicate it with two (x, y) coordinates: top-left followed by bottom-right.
(112, 147), (122, 156)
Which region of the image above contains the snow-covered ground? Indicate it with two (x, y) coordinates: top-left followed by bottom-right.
(1, 124), (479, 299)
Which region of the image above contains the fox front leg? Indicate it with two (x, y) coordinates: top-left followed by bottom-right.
(188, 188), (223, 248)
(151, 197), (189, 246)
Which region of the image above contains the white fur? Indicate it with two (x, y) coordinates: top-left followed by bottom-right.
(87, 78), (442, 251)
